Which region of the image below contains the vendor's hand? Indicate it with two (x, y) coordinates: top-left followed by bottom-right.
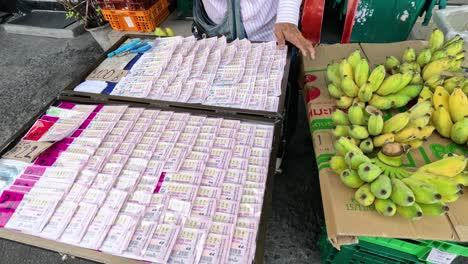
(275, 23), (315, 59)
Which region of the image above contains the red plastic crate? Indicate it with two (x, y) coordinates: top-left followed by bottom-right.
(101, 0), (169, 32)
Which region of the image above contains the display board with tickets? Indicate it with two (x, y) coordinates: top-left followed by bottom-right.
(63, 35), (290, 117)
(0, 97), (279, 264)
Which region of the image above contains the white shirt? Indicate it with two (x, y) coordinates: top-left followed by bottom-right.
(201, 0), (302, 41)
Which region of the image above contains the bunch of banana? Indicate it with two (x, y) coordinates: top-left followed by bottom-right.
(431, 86), (468, 144)
(330, 141), (468, 220)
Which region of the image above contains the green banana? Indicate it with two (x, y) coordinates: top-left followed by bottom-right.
(443, 34), (461, 48)
(390, 178), (415, 207)
(333, 125), (351, 137)
(369, 94), (395, 110)
(419, 202), (449, 216)
(332, 109), (351, 125)
(375, 199), (397, 216)
(336, 96), (354, 109)
(384, 56), (400, 72)
(366, 106), (384, 136)
(355, 59), (370, 87)
(368, 65), (386, 92)
(355, 183), (375, 206)
(358, 82), (373, 102)
(446, 40), (464, 56)
(416, 48), (432, 67)
(408, 101), (432, 120)
(376, 73), (403, 96)
(358, 162), (382, 182)
(327, 83), (344, 98)
(401, 177), (442, 204)
(431, 49), (448, 61)
(394, 84), (423, 99)
(349, 125), (370, 140)
(334, 137), (363, 156)
(359, 138), (374, 154)
(382, 112), (410, 134)
(341, 75), (360, 97)
(371, 174), (392, 199)
(397, 203), (423, 220)
(429, 29), (445, 52)
(345, 151), (371, 169)
(411, 172), (464, 196)
(340, 169), (365, 188)
(330, 156), (348, 174)
(403, 47), (416, 63)
(348, 103), (368, 126)
(347, 50), (362, 70)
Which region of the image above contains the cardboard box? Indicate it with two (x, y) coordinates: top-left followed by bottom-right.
(301, 41), (468, 249)
(0, 95), (280, 264)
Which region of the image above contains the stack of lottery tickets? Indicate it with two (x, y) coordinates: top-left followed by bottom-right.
(0, 102), (275, 264)
(100, 36), (287, 112)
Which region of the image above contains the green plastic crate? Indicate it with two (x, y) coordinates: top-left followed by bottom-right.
(348, 0), (444, 43)
(360, 237), (468, 259)
(177, 0), (192, 18)
(319, 229), (468, 263)
(319, 231), (425, 263)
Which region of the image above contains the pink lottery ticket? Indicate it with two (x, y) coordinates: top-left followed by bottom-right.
(191, 197), (217, 217)
(238, 203), (262, 218)
(81, 188), (108, 206)
(107, 154), (130, 165)
(227, 227), (256, 264)
(186, 151), (210, 161)
(213, 212), (237, 224)
(199, 233), (230, 264)
(79, 208), (118, 250)
(177, 132), (198, 146)
(236, 217), (259, 230)
(221, 183), (243, 201)
(252, 136), (272, 149)
(76, 170), (98, 185)
(240, 195), (263, 205)
(207, 148), (232, 169)
(19, 174), (41, 181)
(143, 224), (180, 263)
(124, 158), (149, 173)
(217, 128), (237, 138)
(131, 149), (153, 160)
(247, 165), (268, 175)
(143, 160), (164, 178)
(115, 143), (136, 155)
(248, 156), (270, 167)
(100, 163), (124, 177)
(221, 119), (241, 129)
(132, 120), (151, 133)
(109, 126), (132, 137)
(123, 221), (157, 258)
(165, 120), (186, 131)
(197, 186), (221, 199)
(179, 159), (206, 173)
(246, 172), (267, 184)
(156, 181), (198, 203)
(124, 131), (144, 144)
(40, 201), (78, 240)
(65, 183), (89, 203)
(216, 199), (240, 215)
(151, 142), (175, 161)
(228, 157), (249, 171)
(60, 202), (98, 244)
(201, 167), (225, 187)
(232, 144), (252, 158)
(235, 132), (254, 146)
(200, 125), (219, 134)
(184, 215), (212, 231)
(159, 130), (181, 143)
(167, 228), (207, 264)
(183, 125), (201, 134)
(224, 169), (247, 185)
(187, 116), (206, 126)
(135, 143), (158, 153)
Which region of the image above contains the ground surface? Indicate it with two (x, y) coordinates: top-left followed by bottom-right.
(0, 21), (323, 264)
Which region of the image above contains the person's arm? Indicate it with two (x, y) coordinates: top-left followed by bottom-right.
(275, 0), (315, 58)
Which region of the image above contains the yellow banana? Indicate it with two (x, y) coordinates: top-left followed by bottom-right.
(411, 172), (464, 195)
(418, 155), (467, 177)
(394, 127), (422, 142)
(443, 34), (461, 48)
(355, 59), (370, 87)
(336, 96), (353, 109)
(327, 62), (342, 87)
(453, 173), (468, 186)
(341, 76), (360, 97)
(340, 59), (354, 79)
(373, 133), (395, 147)
(418, 86), (433, 103)
(432, 86), (450, 110)
(331, 109), (351, 125)
(416, 48), (432, 67)
(375, 199), (397, 216)
(355, 183), (375, 206)
(441, 192), (462, 203)
(327, 83), (344, 98)
(383, 112), (410, 134)
(408, 100), (432, 120)
(347, 50), (362, 70)
(330, 156), (348, 174)
(368, 65), (386, 92)
(410, 72), (424, 85)
(404, 139), (425, 150)
(443, 76), (464, 94)
(403, 47), (416, 62)
(358, 82), (373, 102)
(451, 118), (468, 145)
(446, 40), (464, 56)
(448, 59), (463, 71)
(406, 115), (431, 128)
(376, 74), (403, 96)
(449, 88), (468, 123)
(422, 58), (451, 81)
(369, 94), (394, 110)
(384, 56), (400, 73)
(425, 74), (444, 90)
(429, 28), (445, 52)
(432, 106), (453, 138)
(415, 126), (435, 140)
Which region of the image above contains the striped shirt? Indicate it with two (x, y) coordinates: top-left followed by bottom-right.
(202, 0), (302, 41)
